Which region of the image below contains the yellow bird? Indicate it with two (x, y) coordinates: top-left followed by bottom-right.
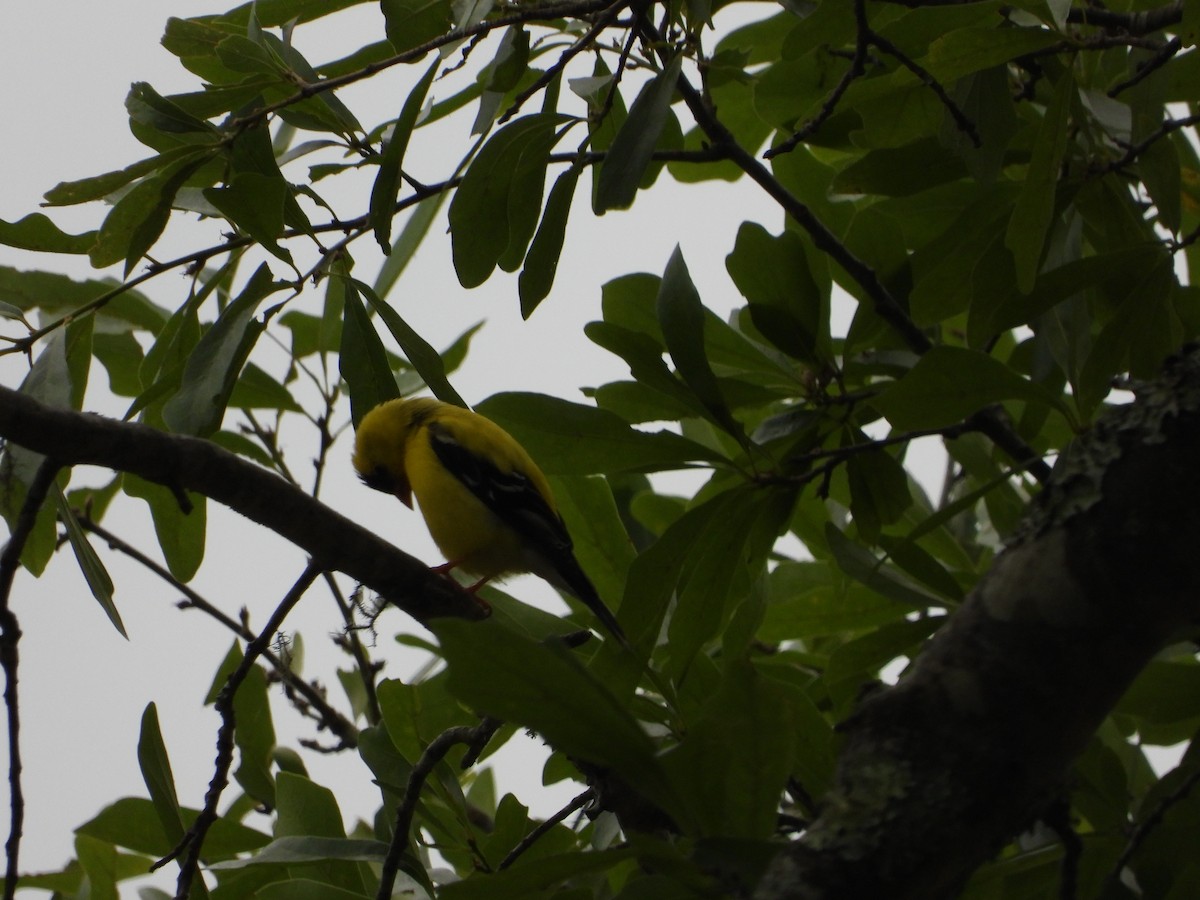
(353, 397), (626, 643)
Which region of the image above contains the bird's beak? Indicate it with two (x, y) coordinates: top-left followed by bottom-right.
(396, 485), (413, 508)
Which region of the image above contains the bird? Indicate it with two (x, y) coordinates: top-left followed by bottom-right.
(352, 396), (627, 644)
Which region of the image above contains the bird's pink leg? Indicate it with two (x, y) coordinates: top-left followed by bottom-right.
(464, 574), (495, 594)
(431, 563), (493, 615)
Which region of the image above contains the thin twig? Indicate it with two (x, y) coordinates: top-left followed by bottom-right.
(766, 0), (870, 159)
(869, 31), (980, 147)
(324, 571), (383, 725)
(0, 457), (60, 900)
(1107, 35), (1182, 97)
(499, 0), (633, 124)
(498, 789), (593, 869)
(79, 517), (359, 746)
(1109, 113), (1200, 171)
(157, 562), (322, 899)
(767, 0), (978, 158)
(375, 718), (500, 900)
(1106, 761), (1200, 890)
(1067, 0), (1184, 35)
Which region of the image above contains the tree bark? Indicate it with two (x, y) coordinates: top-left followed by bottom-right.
(0, 384), (485, 625)
(757, 347), (1200, 899)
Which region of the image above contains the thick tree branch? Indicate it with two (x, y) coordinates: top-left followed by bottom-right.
(0, 386), (486, 625)
(756, 346), (1200, 899)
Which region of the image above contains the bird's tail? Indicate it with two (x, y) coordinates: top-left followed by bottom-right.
(542, 553), (629, 647)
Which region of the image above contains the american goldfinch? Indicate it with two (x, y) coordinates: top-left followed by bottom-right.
(353, 397), (626, 643)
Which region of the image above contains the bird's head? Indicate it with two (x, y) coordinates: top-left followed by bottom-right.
(352, 397), (440, 507)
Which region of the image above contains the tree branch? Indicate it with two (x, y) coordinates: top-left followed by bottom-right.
(0, 386), (486, 625)
(755, 346), (1200, 899)
(165, 563), (322, 898)
(375, 716), (502, 900)
(0, 458), (59, 900)
(498, 789), (593, 869)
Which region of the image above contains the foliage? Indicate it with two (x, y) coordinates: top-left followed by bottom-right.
(1, 0), (1199, 898)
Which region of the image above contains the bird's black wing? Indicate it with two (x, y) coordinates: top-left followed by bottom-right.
(426, 421), (628, 644)
(425, 421), (574, 555)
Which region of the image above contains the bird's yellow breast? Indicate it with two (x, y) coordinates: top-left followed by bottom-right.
(404, 426), (530, 579)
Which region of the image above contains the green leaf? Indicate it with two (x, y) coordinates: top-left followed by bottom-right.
(89, 153), (211, 274)
(203, 172), (294, 264)
(126, 81), (219, 137)
(449, 113), (566, 288)
(0, 268), (164, 330)
(475, 392), (725, 475)
(761, 563), (918, 640)
(137, 704), (187, 847)
(726, 222), (827, 364)
(55, 487), (124, 638)
(338, 274), (400, 427)
(232, 663), (277, 807)
(824, 616), (946, 702)
(518, 166), (580, 319)
(831, 139), (967, 198)
(251, 881), (373, 900)
(846, 448), (913, 543)
(438, 848), (637, 900)
(657, 247), (745, 444)
(0, 321), (93, 574)
(259, 32), (364, 135)
(661, 661), (797, 839)
(228, 363), (302, 412)
(824, 523), (941, 610)
(93, 332), (146, 397)
(122, 474), (206, 582)
(550, 475), (635, 617)
(370, 59), (439, 251)
(925, 26), (1062, 83)
(968, 244), (1165, 345)
(162, 264), (279, 436)
(1139, 132), (1182, 234)
(596, 53), (683, 212)
(381, 0), (453, 55)
(665, 485), (796, 678)
(78, 797), (269, 859)
(276, 772), (345, 838)
(1077, 256), (1179, 414)
(586, 321), (705, 419)
(357, 279), (467, 408)
(435, 619), (678, 815)
(1005, 71), (1074, 292)
(873, 345), (1069, 431)
(75, 833), (120, 900)
(0, 213), (95, 254)
(42, 147), (201, 207)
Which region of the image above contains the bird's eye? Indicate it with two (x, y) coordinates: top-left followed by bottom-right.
(360, 466), (396, 494)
